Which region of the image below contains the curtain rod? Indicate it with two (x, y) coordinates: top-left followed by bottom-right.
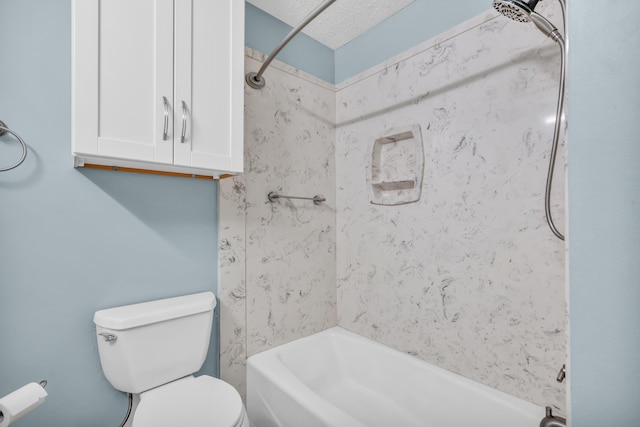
(245, 0), (338, 89)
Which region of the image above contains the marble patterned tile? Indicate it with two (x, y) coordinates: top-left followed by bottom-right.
(219, 174), (248, 399)
(243, 54), (337, 356)
(335, 1), (566, 414)
(219, 51), (337, 398)
(220, 3), (567, 413)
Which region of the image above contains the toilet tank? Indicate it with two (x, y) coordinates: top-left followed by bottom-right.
(93, 292), (216, 394)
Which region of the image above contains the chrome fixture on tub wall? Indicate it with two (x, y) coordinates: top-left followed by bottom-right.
(492, 0), (567, 241)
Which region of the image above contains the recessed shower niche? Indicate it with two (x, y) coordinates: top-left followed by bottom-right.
(368, 125), (424, 205)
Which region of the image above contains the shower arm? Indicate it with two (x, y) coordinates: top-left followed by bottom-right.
(246, 0), (338, 89)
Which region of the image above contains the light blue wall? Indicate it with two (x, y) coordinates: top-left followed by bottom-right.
(245, 3), (335, 84)
(568, 3), (640, 426)
(245, 1), (489, 84)
(5, 1), (639, 425)
(0, 1), (220, 426)
(334, 0), (488, 83)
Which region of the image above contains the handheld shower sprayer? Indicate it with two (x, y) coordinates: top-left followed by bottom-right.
(493, 0), (563, 42)
(492, 0), (538, 22)
(492, 0), (566, 241)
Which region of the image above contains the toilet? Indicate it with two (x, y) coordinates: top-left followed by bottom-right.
(93, 292), (249, 427)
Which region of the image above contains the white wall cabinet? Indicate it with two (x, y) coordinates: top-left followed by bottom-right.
(72, 0), (244, 177)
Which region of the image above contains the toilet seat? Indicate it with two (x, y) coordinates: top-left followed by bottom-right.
(132, 375), (245, 427)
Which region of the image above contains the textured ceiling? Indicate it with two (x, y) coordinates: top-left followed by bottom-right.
(247, 0), (415, 50)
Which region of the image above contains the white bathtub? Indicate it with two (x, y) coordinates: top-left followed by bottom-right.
(247, 327), (544, 427)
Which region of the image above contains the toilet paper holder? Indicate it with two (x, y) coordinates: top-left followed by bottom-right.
(0, 380), (48, 426)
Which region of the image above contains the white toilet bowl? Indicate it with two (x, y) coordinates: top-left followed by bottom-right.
(133, 376), (248, 427)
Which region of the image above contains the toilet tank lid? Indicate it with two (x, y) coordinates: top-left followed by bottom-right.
(94, 292), (216, 330)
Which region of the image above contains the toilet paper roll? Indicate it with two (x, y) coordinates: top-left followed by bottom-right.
(0, 383), (47, 427)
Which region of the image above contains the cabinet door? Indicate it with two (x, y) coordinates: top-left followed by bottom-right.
(173, 0), (244, 173)
(73, 0), (174, 164)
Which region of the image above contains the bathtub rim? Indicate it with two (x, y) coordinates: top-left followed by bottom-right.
(246, 326), (545, 426)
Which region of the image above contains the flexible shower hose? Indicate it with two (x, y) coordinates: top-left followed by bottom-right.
(544, 5), (566, 241)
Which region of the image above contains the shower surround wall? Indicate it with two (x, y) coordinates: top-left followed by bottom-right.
(335, 3), (566, 411)
(220, 2), (565, 412)
(219, 48), (337, 398)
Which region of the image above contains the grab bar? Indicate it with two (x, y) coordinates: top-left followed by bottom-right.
(0, 120), (27, 172)
(268, 192), (326, 206)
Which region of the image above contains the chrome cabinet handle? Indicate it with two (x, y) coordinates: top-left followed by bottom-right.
(162, 96), (169, 141)
(180, 101), (187, 143)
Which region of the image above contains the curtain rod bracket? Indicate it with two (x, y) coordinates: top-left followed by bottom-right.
(246, 72), (266, 89)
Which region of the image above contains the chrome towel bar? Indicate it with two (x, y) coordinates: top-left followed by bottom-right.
(268, 191), (326, 206)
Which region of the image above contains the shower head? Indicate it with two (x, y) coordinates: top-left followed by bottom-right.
(492, 0), (538, 23)
(492, 0), (562, 42)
